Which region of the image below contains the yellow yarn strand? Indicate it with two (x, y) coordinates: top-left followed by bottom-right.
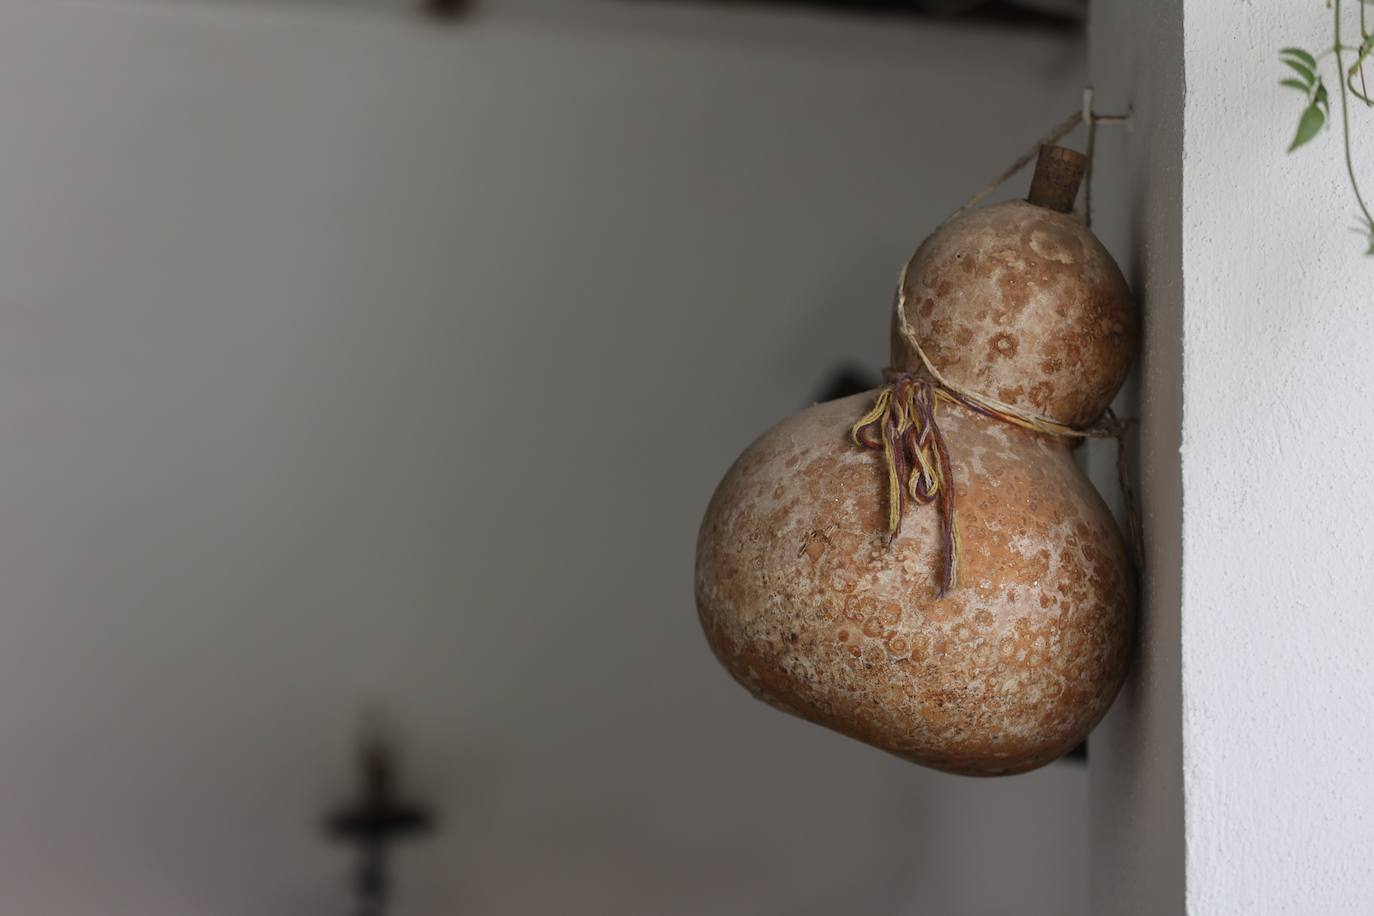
(851, 373), (969, 595)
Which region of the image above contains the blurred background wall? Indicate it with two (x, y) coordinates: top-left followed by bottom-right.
(0, 1), (1092, 912)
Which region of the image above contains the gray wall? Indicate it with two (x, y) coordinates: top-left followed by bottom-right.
(0, 1), (1092, 913)
(1086, 0), (1186, 911)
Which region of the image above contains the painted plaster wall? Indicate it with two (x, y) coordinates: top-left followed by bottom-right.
(0, 1), (1094, 913)
(1092, 0), (1374, 911)
(1180, 2), (1374, 912)
(1086, 0), (1186, 911)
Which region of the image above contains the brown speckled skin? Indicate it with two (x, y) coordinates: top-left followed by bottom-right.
(695, 397), (1134, 775)
(696, 200), (1137, 776)
(892, 200), (1135, 427)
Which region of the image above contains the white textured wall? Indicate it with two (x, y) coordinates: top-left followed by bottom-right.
(1085, 0), (1186, 911)
(1181, 2), (1374, 912)
(0, 2), (1093, 913)
(1092, 0), (1374, 911)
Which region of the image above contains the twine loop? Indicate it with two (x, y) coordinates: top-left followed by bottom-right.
(853, 292), (1139, 594)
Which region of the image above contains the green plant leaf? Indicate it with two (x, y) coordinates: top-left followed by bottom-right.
(1357, 222), (1374, 255)
(1288, 103), (1326, 151)
(1282, 58), (1318, 85)
(1280, 47), (1318, 69)
(1280, 77), (1311, 93)
(1316, 81), (1331, 114)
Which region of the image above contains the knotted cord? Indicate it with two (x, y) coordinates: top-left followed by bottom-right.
(852, 103), (1142, 594)
(850, 375), (964, 596)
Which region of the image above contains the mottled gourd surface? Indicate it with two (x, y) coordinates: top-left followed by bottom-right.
(891, 200), (1135, 428)
(696, 203), (1137, 777)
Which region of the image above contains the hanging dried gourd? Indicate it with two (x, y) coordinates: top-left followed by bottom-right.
(695, 145), (1136, 777)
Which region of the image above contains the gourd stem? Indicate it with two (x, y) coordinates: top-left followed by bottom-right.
(1026, 145), (1087, 213)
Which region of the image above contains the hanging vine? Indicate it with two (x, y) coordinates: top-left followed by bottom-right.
(1282, 1), (1374, 253)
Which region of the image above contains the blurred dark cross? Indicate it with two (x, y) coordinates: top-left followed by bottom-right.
(327, 736), (437, 916)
